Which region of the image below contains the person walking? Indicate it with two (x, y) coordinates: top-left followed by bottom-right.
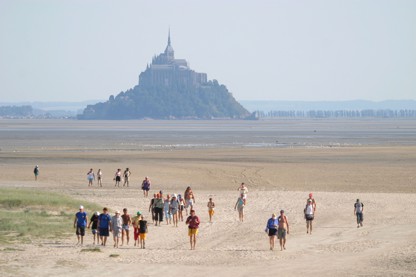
(33, 165), (39, 180)
(304, 199), (315, 234)
(234, 194), (245, 222)
(307, 193), (317, 213)
(114, 169), (122, 187)
(121, 208), (132, 246)
(207, 197), (215, 223)
(132, 211), (141, 247)
(265, 213), (279, 250)
(97, 207), (111, 246)
(148, 193), (157, 224)
(74, 205), (88, 246)
(184, 186), (195, 215)
(141, 176), (151, 197)
(185, 209), (200, 250)
(139, 216), (148, 249)
(178, 194), (185, 221)
(170, 194), (179, 227)
(87, 168), (95, 187)
(110, 211), (123, 248)
(87, 211), (100, 245)
(354, 199), (364, 228)
(164, 194), (172, 225)
(237, 182), (248, 205)
(123, 168), (131, 187)
(277, 210), (289, 251)
(153, 193), (164, 226)
(97, 169), (103, 187)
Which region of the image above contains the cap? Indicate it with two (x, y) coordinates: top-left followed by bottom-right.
(115, 210), (120, 214)
(172, 194), (177, 198)
(95, 211), (99, 216)
(79, 205), (84, 209)
(137, 211), (141, 216)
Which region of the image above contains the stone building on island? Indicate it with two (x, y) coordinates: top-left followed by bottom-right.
(138, 31), (207, 89)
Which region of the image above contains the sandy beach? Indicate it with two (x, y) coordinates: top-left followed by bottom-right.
(1, 119), (416, 276)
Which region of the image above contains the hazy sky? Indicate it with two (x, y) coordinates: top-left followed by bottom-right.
(1, 0), (415, 102)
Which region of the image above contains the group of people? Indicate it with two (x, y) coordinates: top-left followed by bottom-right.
(84, 168), (151, 189)
(74, 206), (148, 249)
(148, 186), (195, 227)
(72, 178), (364, 251)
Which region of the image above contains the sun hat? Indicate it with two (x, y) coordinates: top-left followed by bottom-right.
(172, 194), (177, 198)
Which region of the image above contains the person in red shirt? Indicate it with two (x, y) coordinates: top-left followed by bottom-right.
(185, 209), (200, 250)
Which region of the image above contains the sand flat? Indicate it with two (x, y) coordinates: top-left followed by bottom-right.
(0, 119), (415, 276)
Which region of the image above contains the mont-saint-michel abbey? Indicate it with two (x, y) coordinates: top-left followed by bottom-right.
(79, 32), (249, 119)
(139, 32), (208, 89)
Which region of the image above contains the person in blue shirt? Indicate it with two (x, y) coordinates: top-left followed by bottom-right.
(97, 207), (112, 246)
(74, 205), (88, 246)
(265, 213), (279, 250)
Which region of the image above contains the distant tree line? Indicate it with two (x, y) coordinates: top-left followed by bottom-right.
(255, 109), (416, 118)
(0, 105), (33, 117)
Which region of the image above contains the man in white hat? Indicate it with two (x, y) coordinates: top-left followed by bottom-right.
(74, 205), (88, 246)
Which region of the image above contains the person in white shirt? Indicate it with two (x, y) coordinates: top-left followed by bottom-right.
(237, 182), (248, 205)
(304, 199), (315, 234)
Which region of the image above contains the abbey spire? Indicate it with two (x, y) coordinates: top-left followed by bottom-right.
(164, 29), (174, 60)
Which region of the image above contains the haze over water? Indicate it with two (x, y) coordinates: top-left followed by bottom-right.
(1, 119), (416, 152)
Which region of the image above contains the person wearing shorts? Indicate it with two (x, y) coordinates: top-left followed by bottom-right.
(74, 205), (87, 246)
(266, 213), (278, 250)
(97, 207), (111, 246)
(207, 197), (215, 223)
(123, 168), (131, 187)
(139, 216), (148, 249)
(121, 208), (132, 246)
(111, 211), (122, 248)
(304, 199), (315, 234)
(186, 210), (200, 250)
(114, 169), (122, 187)
(277, 210), (289, 251)
(87, 168), (95, 187)
(97, 169), (103, 187)
(88, 211), (100, 245)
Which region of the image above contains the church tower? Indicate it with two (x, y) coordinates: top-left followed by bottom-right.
(164, 29), (174, 61)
